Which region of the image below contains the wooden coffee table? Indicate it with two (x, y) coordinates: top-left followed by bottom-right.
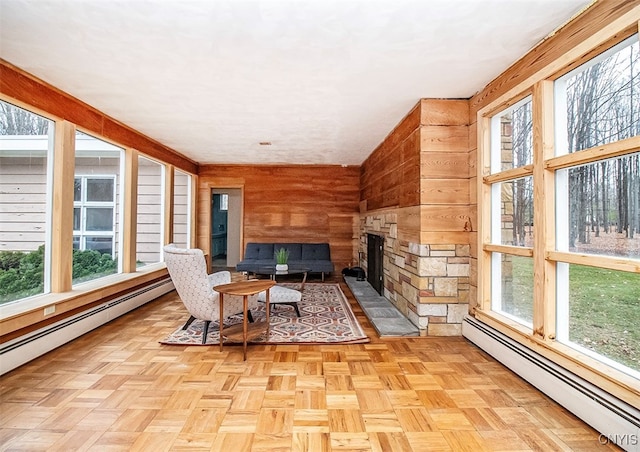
(214, 279), (276, 360)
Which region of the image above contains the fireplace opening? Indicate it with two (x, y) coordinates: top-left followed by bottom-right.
(367, 233), (384, 295)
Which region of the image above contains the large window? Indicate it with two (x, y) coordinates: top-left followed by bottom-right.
(0, 100), (195, 308)
(488, 98), (534, 327)
(553, 36), (640, 376)
(0, 101), (53, 303)
(483, 34), (639, 380)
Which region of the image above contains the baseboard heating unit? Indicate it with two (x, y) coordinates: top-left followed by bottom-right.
(0, 278), (174, 376)
(462, 315), (640, 452)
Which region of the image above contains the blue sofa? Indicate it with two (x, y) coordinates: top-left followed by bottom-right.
(236, 242), (334, 280)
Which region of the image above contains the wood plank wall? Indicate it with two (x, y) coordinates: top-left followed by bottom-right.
(419, 99), (470, 242)
(360, 103), (422, 211)
(359, 99), (471, 242)
(197, 165), (361, 271)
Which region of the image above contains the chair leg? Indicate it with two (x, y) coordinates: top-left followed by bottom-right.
(247, 310), (254, 323)
(182, 315), (196, 330)
(293, 303), (301, 317)
(202, 321), (211, 344)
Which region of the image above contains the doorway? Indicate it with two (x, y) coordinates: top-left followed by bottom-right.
(211, 188), (242, 269)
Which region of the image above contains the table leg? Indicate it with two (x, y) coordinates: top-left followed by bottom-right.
(300, 271), (308, 291)
(242, 294), (248, 360)
(265, 288), (271, 340)
(219, 294), (224, 353)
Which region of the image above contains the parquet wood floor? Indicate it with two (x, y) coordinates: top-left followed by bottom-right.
(0, 276), (618, 451)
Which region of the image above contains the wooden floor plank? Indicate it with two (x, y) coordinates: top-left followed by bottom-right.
(0, 276), (619, 451)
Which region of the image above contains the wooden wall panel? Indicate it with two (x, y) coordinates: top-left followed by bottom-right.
(360, 102), (422, 211)
(420, 125), (469, 152)
(420, 152), (470, 179)
(420, 205), (470, 231)
(198, 164), (360, 271)
(420, 179), (469, 205)
(420, 99), (470, 125)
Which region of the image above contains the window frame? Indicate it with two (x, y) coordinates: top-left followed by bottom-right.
(73, 175), (117, 257)
(477, 30), (640, 398)
(0, 98), (197, 318)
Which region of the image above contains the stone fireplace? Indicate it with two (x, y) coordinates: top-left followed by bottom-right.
(358, 98), (471, 336)
(359, 212), (470, 336)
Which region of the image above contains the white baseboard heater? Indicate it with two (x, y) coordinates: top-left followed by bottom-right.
(462, 316), (640, 452)
(0, 278), (174, 376)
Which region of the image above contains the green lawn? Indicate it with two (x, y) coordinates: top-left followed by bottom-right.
(568, 265), (639, 372)
(505, 259), (639, 373)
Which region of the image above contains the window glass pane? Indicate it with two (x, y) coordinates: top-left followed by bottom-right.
(0, 100), (53, 303)
(494, 177), (533, 247)
(492, 98), (533, 173)
(85, 207), (113, 231)
(73, 207), (81, 231)
(557, 152), (640, 259)
(492, 253), (533, 326)
(74, 132), (121, 285)
(558, 35), (640, 154)
(172, 170), (190, 249)
(74, 178), (81, 201)
(558, 263), (640, 376)
(136, 156), (163, 266)
(86, 178), (114, 202)
(85, 237), (113, 255)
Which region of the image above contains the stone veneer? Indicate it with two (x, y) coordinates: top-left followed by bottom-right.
(360, 212), (470, 336)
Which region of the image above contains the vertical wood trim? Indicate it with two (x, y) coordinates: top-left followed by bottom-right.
(164, 165), (174, 245)
(532, 80), (556, 340)
(51, 121), (75, 293)
(190, 174), (198, 248)
(199, 183), (212, 272)
(122, 149), (138, 273)
(478, 116), (492, 312)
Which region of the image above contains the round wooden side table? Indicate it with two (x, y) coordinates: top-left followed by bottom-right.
(214, 279), (276, 360)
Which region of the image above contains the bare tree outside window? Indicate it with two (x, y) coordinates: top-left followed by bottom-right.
(563, 37), (640, 254)
(0, 102), (49, 135)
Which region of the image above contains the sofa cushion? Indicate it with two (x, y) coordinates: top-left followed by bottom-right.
(236, 259), (275, 271)
(302, 243), (331, 261)
(274, 243), (302, 260)
(244, 243), (274, 260)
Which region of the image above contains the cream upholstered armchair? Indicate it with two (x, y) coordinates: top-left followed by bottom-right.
(163, 244), (257, 344)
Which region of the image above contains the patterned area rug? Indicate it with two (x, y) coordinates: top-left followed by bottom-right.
(160, 283), (369, 345)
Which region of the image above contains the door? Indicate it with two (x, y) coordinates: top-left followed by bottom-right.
(212, 188), (242, 268)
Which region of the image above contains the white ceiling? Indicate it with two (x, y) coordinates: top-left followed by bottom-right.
(1, 0), (592, 166)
